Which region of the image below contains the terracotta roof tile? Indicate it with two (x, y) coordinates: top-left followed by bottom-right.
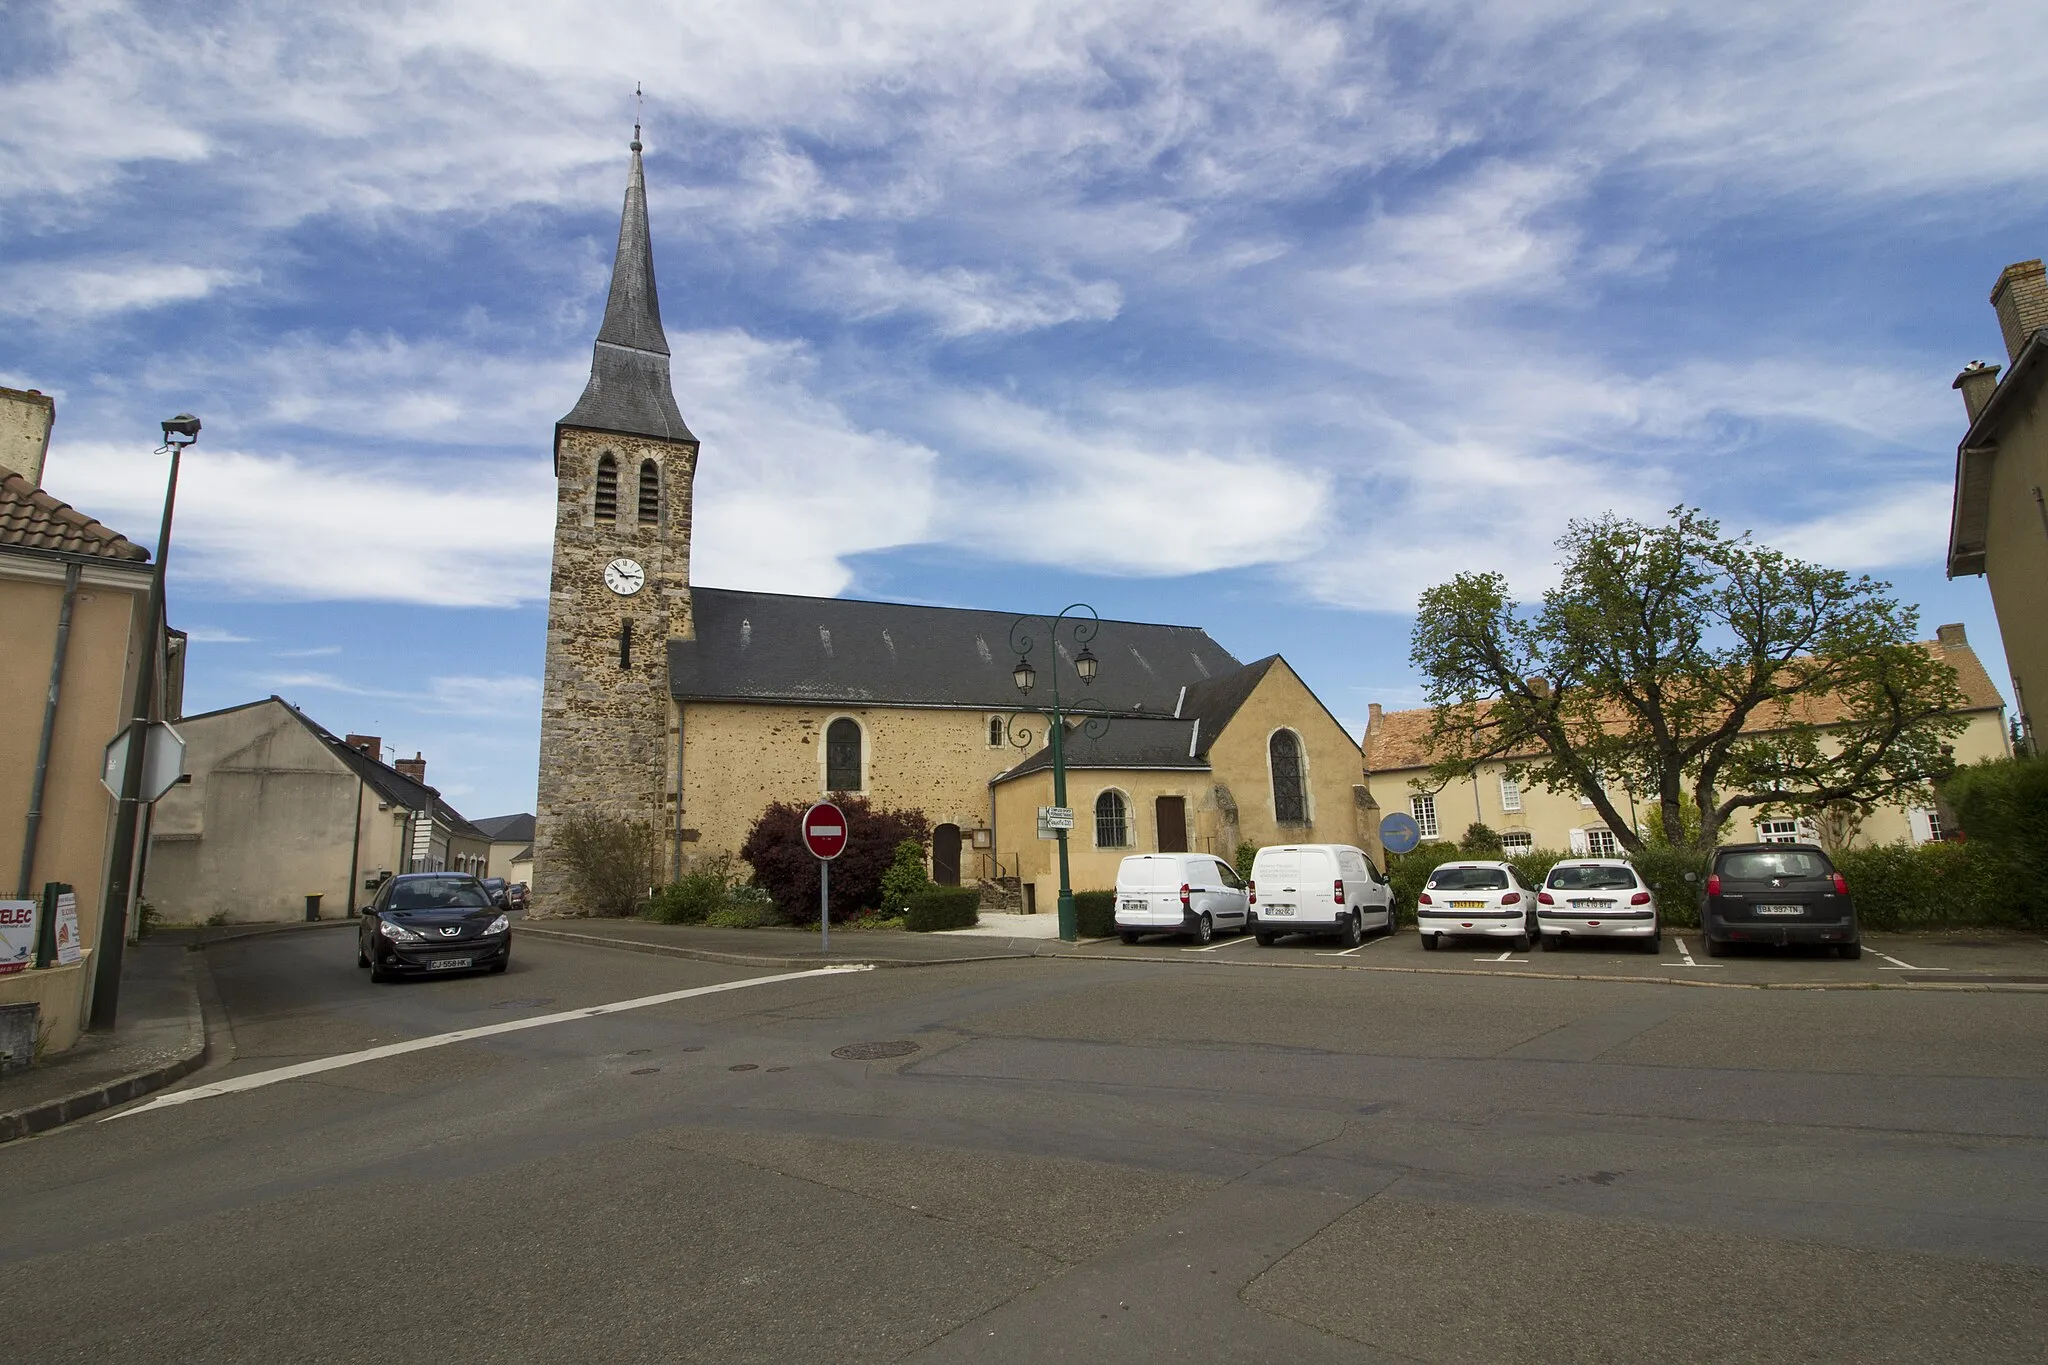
(1365, 641), (2005, 773)
(0, 463), (148, 561)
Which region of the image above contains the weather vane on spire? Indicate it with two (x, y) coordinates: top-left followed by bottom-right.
(631, 82), (643, 153)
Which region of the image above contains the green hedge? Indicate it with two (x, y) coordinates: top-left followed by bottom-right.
(1073, 890), (1117, 938)
(904, 887), (980, 932)
(1625, 845), (1709, 928)
(1832, 841), (2030, 931)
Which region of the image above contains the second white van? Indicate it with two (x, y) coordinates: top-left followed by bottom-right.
(1247, 844), (1395, 948)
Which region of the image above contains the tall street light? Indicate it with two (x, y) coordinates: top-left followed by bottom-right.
(1009, 603), (1101, 943)
(90, 413), (198, 1031)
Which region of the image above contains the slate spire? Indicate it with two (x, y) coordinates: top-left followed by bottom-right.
(559, 124), (695, 443)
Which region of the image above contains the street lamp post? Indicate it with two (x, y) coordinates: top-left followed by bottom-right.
(1009, 604), (1101, 943)
(89, 414), (198, 1032)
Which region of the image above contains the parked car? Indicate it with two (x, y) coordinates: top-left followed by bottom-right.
(1538, 859), (1659, 953)
(1415, 861), (1539, 951)
(1114, 852), (1250, 944)
(506, 882), (529, 911)
(480, 876), (510, 909)
(357, 872), (512, 981)
(1699, 843), (1860, 958)
(1247, 843), (1396, 947)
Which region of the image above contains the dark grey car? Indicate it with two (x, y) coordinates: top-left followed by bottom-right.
(357, 872), (512, 982)
(1699, 843), (1860, 959)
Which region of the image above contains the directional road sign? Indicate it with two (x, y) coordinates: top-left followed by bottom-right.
(1379, 811), (1422, 855)
(102, 722), (187, 804)
(801, 801), (848, 860)
(1037, 806), (1074, 830)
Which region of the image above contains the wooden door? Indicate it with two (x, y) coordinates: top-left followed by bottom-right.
(932, 823), (962, 886)
(1155, 796), (1188, 853)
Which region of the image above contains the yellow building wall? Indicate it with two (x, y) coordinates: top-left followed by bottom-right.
(1981, 394), (2048, 750)
(1201, 659), (1376, 858)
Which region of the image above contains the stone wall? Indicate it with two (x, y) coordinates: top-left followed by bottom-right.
(533, 424), (697, 915)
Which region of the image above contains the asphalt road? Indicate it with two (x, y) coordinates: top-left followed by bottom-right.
(3, 924), (2045, 1362)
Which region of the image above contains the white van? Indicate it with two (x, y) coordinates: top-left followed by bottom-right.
(1114, 853), (1250, 945)
(1247, 844), (1395, 948)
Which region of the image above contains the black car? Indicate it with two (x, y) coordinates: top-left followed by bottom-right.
(480, 876), (511, 909)
(1699, 843), (1860, 958)
(358, 872), (512, 981)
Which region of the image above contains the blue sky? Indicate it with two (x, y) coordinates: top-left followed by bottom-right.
(4, 1), (2041, 817)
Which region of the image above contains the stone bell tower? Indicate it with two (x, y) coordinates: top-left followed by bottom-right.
(533, 124), (699, 915)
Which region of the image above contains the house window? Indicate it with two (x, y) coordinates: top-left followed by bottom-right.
(1585, 826), (1619, 857)
(988, 717), (1005, 747)
(1501, 831), (1533, 854)
(1499, 776), (1521, 812)
(1095, 790), (1130, 848)
(638, 460), (660, 525)
(825, 718), (862, 791)
(1410, 793), (1438, 839)
(1924, 808), (1945, 842)
(595, 454), (618, 523)
(1270, 730), (1307, 823)
(1757, 818), (1800, 844)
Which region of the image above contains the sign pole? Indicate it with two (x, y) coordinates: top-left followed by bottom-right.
(800, 801), (846, 958)
(820, 857), (830, 955)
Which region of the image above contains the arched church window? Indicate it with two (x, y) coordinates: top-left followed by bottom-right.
(826, 718), (863, 792)
(594, 454), (618, 523)
(1270, 729), (1307, 823)
(1094, 790), (1129, 848)
(638, 460), (660, 525)
(988, 717), (1004, 747)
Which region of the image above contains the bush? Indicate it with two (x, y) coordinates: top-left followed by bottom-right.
(1387, 841), (1466, 914)
(1945, 755), (2048, 928)
(1460, 822), (1503, 855)
(705, 898), (773, 930)
(904, 887), (979, 932)
(646, 853), (742, 925)
(1624, 844), (1709, 928)
(878, 839), (933, 914)
(1506, 848), (1566, 891)
(741, 798), (931, 923)
(1073, 890), (1117, 938)
(1233, 842), (1258, 883)
(1833, 840), (2024, 931)
(552, 811), (660, 917)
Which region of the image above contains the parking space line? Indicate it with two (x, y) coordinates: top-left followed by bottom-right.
(1473, 951), (1529, 963)
(1669, 938), (1721, 968)
(1873, 949), (1945, 971)
(104, 964), (876, 1122)
(1182, 934), (1260, 953)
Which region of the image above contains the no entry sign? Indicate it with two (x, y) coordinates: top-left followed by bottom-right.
(801, 802), (848, 860)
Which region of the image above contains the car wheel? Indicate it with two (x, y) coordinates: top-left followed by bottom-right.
(1838, 941), (1862, 960)
(1380, 906), (1399, 936)
(369, 951), (395, 984)
(1338, 913), (1362, 949)
(1512, 931), (1532, 953)
(1644, 929), (1662, 954)
(1191, 913), (1214, 945)
(357, 943), (369, 968)
(1704, 934), (1725, 958)
(489, 952), (509, 975)
(1119, 931), (1140, 946)
(1422, 933), (1440, 952)
(1255, 932), (1277, 947)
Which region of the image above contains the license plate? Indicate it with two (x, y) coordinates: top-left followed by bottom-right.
(428, 957), (473, 970)
(1754, 905), (1803, 916)
(1264, 904), (1295, 916)
(1569, 899), (1613, 909)
(1120, 899), (1147, 911)
(1452, 900), (1486, 909)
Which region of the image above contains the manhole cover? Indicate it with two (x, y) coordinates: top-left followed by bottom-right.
(832, 1040), (921, 1061)
(630, 1067), (660, 1076)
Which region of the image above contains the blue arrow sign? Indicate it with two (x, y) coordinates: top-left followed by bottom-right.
(1379, 811), (1422, 855)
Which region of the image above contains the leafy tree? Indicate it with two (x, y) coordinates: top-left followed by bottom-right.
(741, 798), (931, 923)
(1409, 508), (1969, 852)
(878, 838), (934, 913)
(1459, 822), (1503, 855)
(1233, 841), (1258, 882)
(1944, 755), (2048, 926)
(552, 812), (661, 917)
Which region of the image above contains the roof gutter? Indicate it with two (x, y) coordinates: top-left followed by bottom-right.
(1950, 327), (2048, 576)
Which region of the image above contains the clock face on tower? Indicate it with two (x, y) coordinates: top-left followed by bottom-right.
(603, 558), (646, 596)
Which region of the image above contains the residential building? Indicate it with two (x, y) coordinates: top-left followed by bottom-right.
(1, 388), (181, 1053)
(1948, 258), (2048, 755)
(1363, 628), (2009, 854)
(472, 813), (535, 882)
(144, 699), (490, 924)
(534, 132), (1376, 914)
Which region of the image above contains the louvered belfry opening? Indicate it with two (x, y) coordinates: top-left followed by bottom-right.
(638, 459), (659, 525)
(594, 454), (619, 522)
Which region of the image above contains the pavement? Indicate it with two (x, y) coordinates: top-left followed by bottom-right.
(3, 919), (2044, 1361)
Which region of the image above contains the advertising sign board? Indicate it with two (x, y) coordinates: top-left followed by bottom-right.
(0, 901), (33, 975)
(53, 892), (81, 966)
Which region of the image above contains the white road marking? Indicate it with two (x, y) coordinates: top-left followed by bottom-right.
(104, 964), (875, 1122)
(1669, 938), (1723, 968)
(1182, 933), (1260, 953)
(1315, 943), (1368, 958)
(1473, 951), (1530, 963)
(1873, 949), (1944, 971)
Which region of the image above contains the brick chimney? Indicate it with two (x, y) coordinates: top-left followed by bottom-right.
(1936, 623), (1968, 648)
(395, 751), (426, 783)
(1990, 259), (2048, 364)
(1953, 361), (2001, 423)
(344, 734), (382, 760)
(0, 386), (55, 486)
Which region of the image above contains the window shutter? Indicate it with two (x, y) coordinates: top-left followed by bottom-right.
(1906, 808), (1933, 844)
(1568, 827), (1589, 855)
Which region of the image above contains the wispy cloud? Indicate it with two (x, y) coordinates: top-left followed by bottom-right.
(183, 626), (255, 644)
(265, 670), (540, 718)
(273, 645), (341, 658)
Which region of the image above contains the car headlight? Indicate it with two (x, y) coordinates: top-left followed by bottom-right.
(378, 919), (422, 942)
(485, 915), (509, 935)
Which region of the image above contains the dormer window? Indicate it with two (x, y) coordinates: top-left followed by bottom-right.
(638, 460), (659, 525)
(595, 454), (618, 523)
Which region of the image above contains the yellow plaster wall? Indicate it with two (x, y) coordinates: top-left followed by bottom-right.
(1202, 659), (1374, 857)
(1981, 395), (2048, 748)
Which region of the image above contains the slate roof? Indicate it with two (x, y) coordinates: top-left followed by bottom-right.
(1949, 325), (2045, 576)
(271, 699), (486, 838)
(558, 141), (696, 445)
(0, 462), (149, 561)
(1363, 638), (2009, 773)
(669, 587), (1242, 712)
(994, 717), (1209, 781)
(472, 813), (536, 843)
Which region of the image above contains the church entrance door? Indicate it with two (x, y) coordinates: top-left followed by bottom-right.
(933, 824), (961, 886)
(1155, 796), (1188, 853)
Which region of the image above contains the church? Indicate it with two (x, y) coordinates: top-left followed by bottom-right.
(532, 132), (1379, 916)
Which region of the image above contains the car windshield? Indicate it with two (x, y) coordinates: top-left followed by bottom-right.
(1547, 865), (1638, 891)
(1718, 850), (1832, 881)
(1427, 867), (1509, 891)
(388, 880), (492, 910)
